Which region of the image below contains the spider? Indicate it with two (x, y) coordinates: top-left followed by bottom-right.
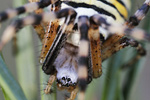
(0, 0), (150, 100)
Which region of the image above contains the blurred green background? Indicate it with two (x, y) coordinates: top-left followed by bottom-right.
(0, 0), (150, 100)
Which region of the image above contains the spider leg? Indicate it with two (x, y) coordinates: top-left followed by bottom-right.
(101, 37), (146, 65)
(90, 0), (150, 65)
(29, 0), (62, 63)
(44, 75), (56, 94)
(120, 39), (146, 69)
(39, 1), (61, 64)
(126, 0), (150, 28)
(11, 0), (46, 54)
(32, 21), (46, 41)
(67, 88), (78, 100)
(91, 0), (150, 47)
(11, 0), (47, 53)
(91, 14), (150, 41)
(102, 37), (128, 61)
(32, 7), (46, 41)
(29, 0), (61, 41)
(91, 14), (147, 69)
(88, 17), (102, 78)
(0, 8), (77, 50)
(0, 0), (58, 22)
(90, 0), (150, 54)
(77, 16), (89, 100)
(40, 19), (60, 63)
(102, 34), (123, 49)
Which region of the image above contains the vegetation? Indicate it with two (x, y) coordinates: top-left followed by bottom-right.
(0, 0), (150, 100)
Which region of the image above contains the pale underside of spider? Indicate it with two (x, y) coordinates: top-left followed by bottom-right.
(0, 0), (150, 100)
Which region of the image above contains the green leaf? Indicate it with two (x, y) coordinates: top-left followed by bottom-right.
(0, 54), (27, 100)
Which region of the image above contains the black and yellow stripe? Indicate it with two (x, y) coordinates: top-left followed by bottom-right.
(66, 0), (129, 23)
(106, 0), (128, 18)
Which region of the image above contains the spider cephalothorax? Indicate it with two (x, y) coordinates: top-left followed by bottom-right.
(0, 0), (150, 100)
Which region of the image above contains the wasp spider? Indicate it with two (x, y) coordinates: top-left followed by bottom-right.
(0, 0), (150, 100)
